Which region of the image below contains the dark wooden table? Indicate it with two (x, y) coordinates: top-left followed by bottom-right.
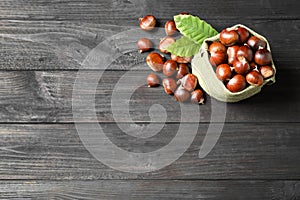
(0, 0), (300, 199)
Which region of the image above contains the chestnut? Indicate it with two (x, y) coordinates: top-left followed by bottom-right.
(139, 15), (156, 31)
(147, 73), (160, 87)
(171, 54), (192, 63)
(159, 36), (176, 54)
(174, 87), (191, 102)
(137, 38), (153, 53)
(237, 45), (253, 62)
(163, 78), (177, 95)
(219, 29), (239, 46)
(146, 52), (165, 72)
(227, 45), (239, 65)
(208, 41), (227, 54)
(226, 74), (247, 93)
(216, 64), (232, 81)
(250, 62), (257, 70)
(179, 74), (198, 92)
(236, 27), (250, 43)
(209, 51), (227, 66)
(233, 58), (250, 75)
(179, 12), (190, 15)
(247, 36), (267, 50)
(246, 71), (264, 86)
(165, 20), (177, 36)
(163, 60), (178, 77)
(191, 89), (204, 104)
(259, 65), (274, 79)
(254, 48), (272, 66)
(176, 63), (190, 79)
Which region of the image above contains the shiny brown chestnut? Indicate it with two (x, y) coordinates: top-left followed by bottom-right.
(208, 41), (227, 54)
(163, 78), (177, 95)
(226, 74), (247, 93)
(208, 41), (227, 66)
(163, 60), (178, 77)
(247, 36), (267, 50)
(237, 45), (253, 62)
(171, 54), (192, 63)
(176, 63), (190, 79)
(137, 38), (153, 53)
(227, 45), (239, 65)
(233, 58), (250, 75)
(254, 48), (272, 66)
(179, 74), (198, 92)
(236, 27), (250, 43)
(249, 62), (257, 70)
(147, 73), (160, 87)
(139, 15), (156, 31)
(246, 71), (264, 86)
(159, 36), (176, 54)
(179, 12), (190, 15)
(146, 52), (165, 72)
(191, 89), (205, 104)
(165, 20), (177, 36)
(174, 87), (191, 102)
(216, 64), (232, 81)
(259, 65), (274, 79)
(209, 51), (227, 66)
(219, 29), (239, 46)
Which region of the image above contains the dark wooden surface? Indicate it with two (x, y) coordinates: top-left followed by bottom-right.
(0, 0), (299, 199)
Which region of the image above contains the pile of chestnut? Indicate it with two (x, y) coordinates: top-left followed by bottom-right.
(138, 14), (204, 104)
(208, 26), (274, 93)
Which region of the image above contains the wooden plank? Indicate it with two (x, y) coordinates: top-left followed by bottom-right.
(0, 70), (298, 123)
(0, 123), (299, 180)
(0, 20), (129, 70)
(0, 180), (299, 199)
(0, 20), (299, 70)
(0, 0), (298, 21)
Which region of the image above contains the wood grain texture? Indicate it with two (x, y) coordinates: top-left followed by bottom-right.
(0, 70), (298, 123)
(0, 20), (129, 70)
(0, 180), (299, 200)
(0, 0), (299, 22)
(0, 0), (299, 198)
(0, 20), (299, 70)
(0, 123), (299, 180)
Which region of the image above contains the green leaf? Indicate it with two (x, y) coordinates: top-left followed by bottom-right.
(166, 36), (201, 57)
(174, 14), (218, 45)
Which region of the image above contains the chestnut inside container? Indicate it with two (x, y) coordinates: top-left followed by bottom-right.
(191, 24), (276, 103)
